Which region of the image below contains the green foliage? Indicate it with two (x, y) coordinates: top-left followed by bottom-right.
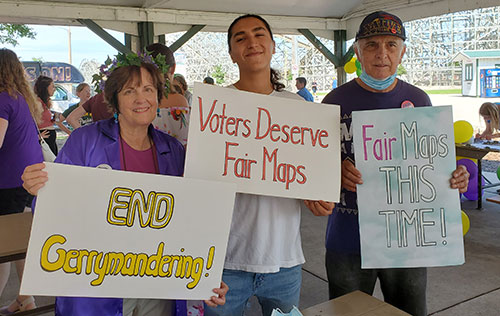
(32, 57), (44, 62)
(91, 51), (170, 95)
(424, 89), (461, 94)
(285, 69), (293, 81)
(397, 64), (407, 76)
(0, 24), (36, 46)
(211, 65), (226, 85)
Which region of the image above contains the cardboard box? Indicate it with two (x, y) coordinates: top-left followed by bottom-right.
(301, 291), (410, 316)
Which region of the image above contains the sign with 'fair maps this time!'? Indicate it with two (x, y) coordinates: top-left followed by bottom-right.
(21, 163), (236, 300)
(352, 106), (464, 269)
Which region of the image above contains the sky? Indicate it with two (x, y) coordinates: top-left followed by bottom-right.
(3, 24), (123, 68)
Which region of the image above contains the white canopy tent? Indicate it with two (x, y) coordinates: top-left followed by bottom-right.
(1, 0), (498, 81)
(0, 0), (498, 38)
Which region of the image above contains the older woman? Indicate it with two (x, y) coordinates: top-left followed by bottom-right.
(173, 74), (192, 106)
(0, 48), (41, 314)
(22, 58), (227, 316)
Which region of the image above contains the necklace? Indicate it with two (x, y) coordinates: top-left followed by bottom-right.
(119, 132), (159, 174)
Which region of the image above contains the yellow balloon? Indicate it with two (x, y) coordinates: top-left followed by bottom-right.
(344, 61), (357, 74)
(453, 120), (474, 144)
(461, 210), (470, 236)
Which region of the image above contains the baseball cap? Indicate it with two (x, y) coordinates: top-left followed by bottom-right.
(355, 11), (406, 41)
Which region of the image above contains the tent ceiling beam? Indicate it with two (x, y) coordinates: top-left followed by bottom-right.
(77, 19), (133, 54)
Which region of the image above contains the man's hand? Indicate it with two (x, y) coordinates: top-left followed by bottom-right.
(450, 164), (469, 193)
(341, 159), (363, 192)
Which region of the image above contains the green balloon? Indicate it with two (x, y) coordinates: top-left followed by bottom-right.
(356, 68), (362, 77)
(497, 166), (500, 180)
(355, 59), (361, 69)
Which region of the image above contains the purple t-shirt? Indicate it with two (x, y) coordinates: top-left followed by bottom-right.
(119, 137), (157, 174)
(0, 91), (43, 188)
(322, 79), (432, 255)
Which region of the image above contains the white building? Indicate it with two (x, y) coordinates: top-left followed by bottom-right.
(452, 50), (500, 97)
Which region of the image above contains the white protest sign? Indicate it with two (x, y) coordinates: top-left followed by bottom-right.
(185, 83), (341, 201)
(21, 163), (236, 299)
(352, 106), (464, 268)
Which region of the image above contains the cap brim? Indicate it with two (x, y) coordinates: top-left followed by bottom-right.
(356, 33), (406, 41)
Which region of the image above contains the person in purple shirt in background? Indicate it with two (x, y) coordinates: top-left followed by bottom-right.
(319, 11), (470, 316)
(22, 53), (228, 316)
(0, 48), (42, 314)
(295, 77), (314, 102)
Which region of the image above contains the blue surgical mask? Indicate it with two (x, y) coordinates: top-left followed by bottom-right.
(271, 306), (303, 316)
(359, 70), (397, 91)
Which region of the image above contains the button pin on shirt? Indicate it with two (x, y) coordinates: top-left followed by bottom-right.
(401, 100), (414, 108)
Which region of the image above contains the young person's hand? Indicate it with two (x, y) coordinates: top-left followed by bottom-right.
(204, 281), (229, 307)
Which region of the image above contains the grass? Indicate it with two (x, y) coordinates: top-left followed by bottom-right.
(423, 89), (461, 94)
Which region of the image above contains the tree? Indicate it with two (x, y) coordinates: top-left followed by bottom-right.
(211, 65), (226, 85)
(397, 64), (407, 76)
(0, 24), (36, 46)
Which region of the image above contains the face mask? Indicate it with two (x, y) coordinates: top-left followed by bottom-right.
(359, 70), (397, 91)
(271, 306), (303, 316)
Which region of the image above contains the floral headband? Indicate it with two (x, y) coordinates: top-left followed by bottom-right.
(92, 51), (170, 95)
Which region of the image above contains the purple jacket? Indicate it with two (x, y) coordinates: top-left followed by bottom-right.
(53, 118), (185, 316)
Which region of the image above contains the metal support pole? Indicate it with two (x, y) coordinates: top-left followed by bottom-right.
(169, 25), (205, 52)
(158, 34), (166, 45)
(124, 33), (132, 50)
(77, 19), (132, 54)
(334, 30), (347, 85)
(298, 29), (340, 66)
(138, 22), (155, 50)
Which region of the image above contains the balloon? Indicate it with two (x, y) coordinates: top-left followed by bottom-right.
(355, 59), (361, 70)
(497, 165), (500, 180)
(457, 158), (477, 179)
(461, 211), (470, 236)
(356, 68), (362, 77)
(453, 120), (474, 143)
(463, 175), (485, 201)
(456, 156), (477, 164)
(344, 61), (357, 74)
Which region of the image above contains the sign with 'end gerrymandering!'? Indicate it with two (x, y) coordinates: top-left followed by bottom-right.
(21, 163), (236, 300)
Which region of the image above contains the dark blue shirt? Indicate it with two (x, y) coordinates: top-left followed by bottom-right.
(322, 79), (432, 254)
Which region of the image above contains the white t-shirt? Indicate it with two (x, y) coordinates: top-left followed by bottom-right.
(224, 86), (305, 273)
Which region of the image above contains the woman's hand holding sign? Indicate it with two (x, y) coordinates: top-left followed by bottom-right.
(341, 159), (363, 192)
(22, 162), (48, 196)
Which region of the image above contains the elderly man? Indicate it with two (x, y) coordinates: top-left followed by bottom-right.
(320, 11), (469, 316)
